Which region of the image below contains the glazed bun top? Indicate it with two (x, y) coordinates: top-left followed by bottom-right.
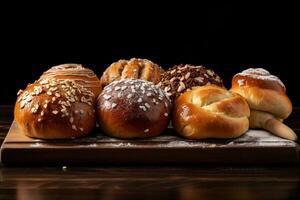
(158, 64), (224, 101)
(100, 58), (164, 90)
(232, 68), (286, 93)
(40, 63), (101, 97)
(231, 68), (291, 119)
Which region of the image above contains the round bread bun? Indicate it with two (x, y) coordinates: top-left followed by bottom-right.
(40, 63), (101, 99)
(231, 68), (292, 119)
(172, 85), (250, 139)
(231, 68), (296, 141)
(97, 79), (171, 138)
(15, 78), (96, 139)
(100, 58), (164, 90)
(158, 64), (223, 102)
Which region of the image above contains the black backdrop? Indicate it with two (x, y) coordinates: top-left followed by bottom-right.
(1, 3), (299, 105)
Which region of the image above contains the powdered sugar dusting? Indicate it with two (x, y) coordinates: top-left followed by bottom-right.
(99, 79), (171, 113)
(237, 68), (285, 89)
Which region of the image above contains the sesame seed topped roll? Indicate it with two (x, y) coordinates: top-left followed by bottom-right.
(15, 78), (96, 139)
(97, 79), (171, 139)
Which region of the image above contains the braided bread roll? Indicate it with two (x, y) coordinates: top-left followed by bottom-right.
(100, 58), (164, 90)
(172, 85), (250, 139)
(231, 68), (297, 141)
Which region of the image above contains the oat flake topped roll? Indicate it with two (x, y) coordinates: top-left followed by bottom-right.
(40, 63), (101, 99)
(15, 78), (96, 139)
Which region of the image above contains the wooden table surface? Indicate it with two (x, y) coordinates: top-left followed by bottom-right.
(1, 105), (300, 199)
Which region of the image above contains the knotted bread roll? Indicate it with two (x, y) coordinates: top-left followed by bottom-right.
(231, 68), (297, 141)
(172, 85), (250, 139)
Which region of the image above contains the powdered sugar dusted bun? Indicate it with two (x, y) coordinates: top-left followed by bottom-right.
(231, 68), (291, 119)
(40, 64), (101, 98)
(234, 68), (286, 91)
(158, 64), (224, 102)
(15, 78), (96, 139)
(97, 79), (171, 138)
(231, 68), (295, 140)
(100, 58), (164, 90)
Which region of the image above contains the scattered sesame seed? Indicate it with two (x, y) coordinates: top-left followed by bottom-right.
(139, 105), (147, 111)
(103, 94), (111, 100)
(145, 103), (150, 108)
(72, 125), (77, 131)
(115, 86), (121, 91)
(137, 98), (142, 103)
(55, 93), (60, 97)
(121, 86), (127, 90)
(41, 111), (44, 116)
(127, 94), (132, 99)
(52, 110), (58, 115)
(164, 113), (168, 117)
(146, 92), (152, 96)
(80, 128), (84, 131)
(111, 103), (117, 108)
(20, 101), (25, 108)
(144, 129), (149, 133)
(17, 89), (23, 96)
(38, 118), (42, 122)
(47, 91), (52, 95)
(43, 104), (48, 109)
(69, 117), (74, 123)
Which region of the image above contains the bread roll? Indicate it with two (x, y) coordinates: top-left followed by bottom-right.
(172, 85), (250, 139)
(158, 64), (223, 102)
(231, 68), (297, 140)
(97, 79), (171, 138)
(40, 63), (101, 98)
(100, 58), (164, 90)
(15, 78), (96, 139)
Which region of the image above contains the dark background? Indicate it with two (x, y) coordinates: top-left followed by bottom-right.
(1, 3), (299, 105)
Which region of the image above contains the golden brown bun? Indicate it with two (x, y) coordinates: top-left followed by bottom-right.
(231, 68), (297, 140)
(40, 63), (101, 98)
(172, 85), (250, 139)
(15, 78), (96, 139)
(100, 58), (164, 90)
(97, 79), (171, 138)
(158, 64), (224, 102)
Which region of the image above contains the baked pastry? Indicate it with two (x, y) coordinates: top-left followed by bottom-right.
(40, 63), (101, 98)
(97, 79), (171, 138)
(158, 64), (223, 102)
(231, 68), (297, 140)
(15, 78), (96, 139)
(100, 58), (164, 90)
(172, 85), (250, 139)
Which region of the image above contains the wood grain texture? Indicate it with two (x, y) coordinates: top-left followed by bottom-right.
(1, 106), (300, 199)
(1, 166), (300, 199)
(1, 106), (299, 164)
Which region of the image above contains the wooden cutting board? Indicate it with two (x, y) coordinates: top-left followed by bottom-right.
(1, 121), (299, 165)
